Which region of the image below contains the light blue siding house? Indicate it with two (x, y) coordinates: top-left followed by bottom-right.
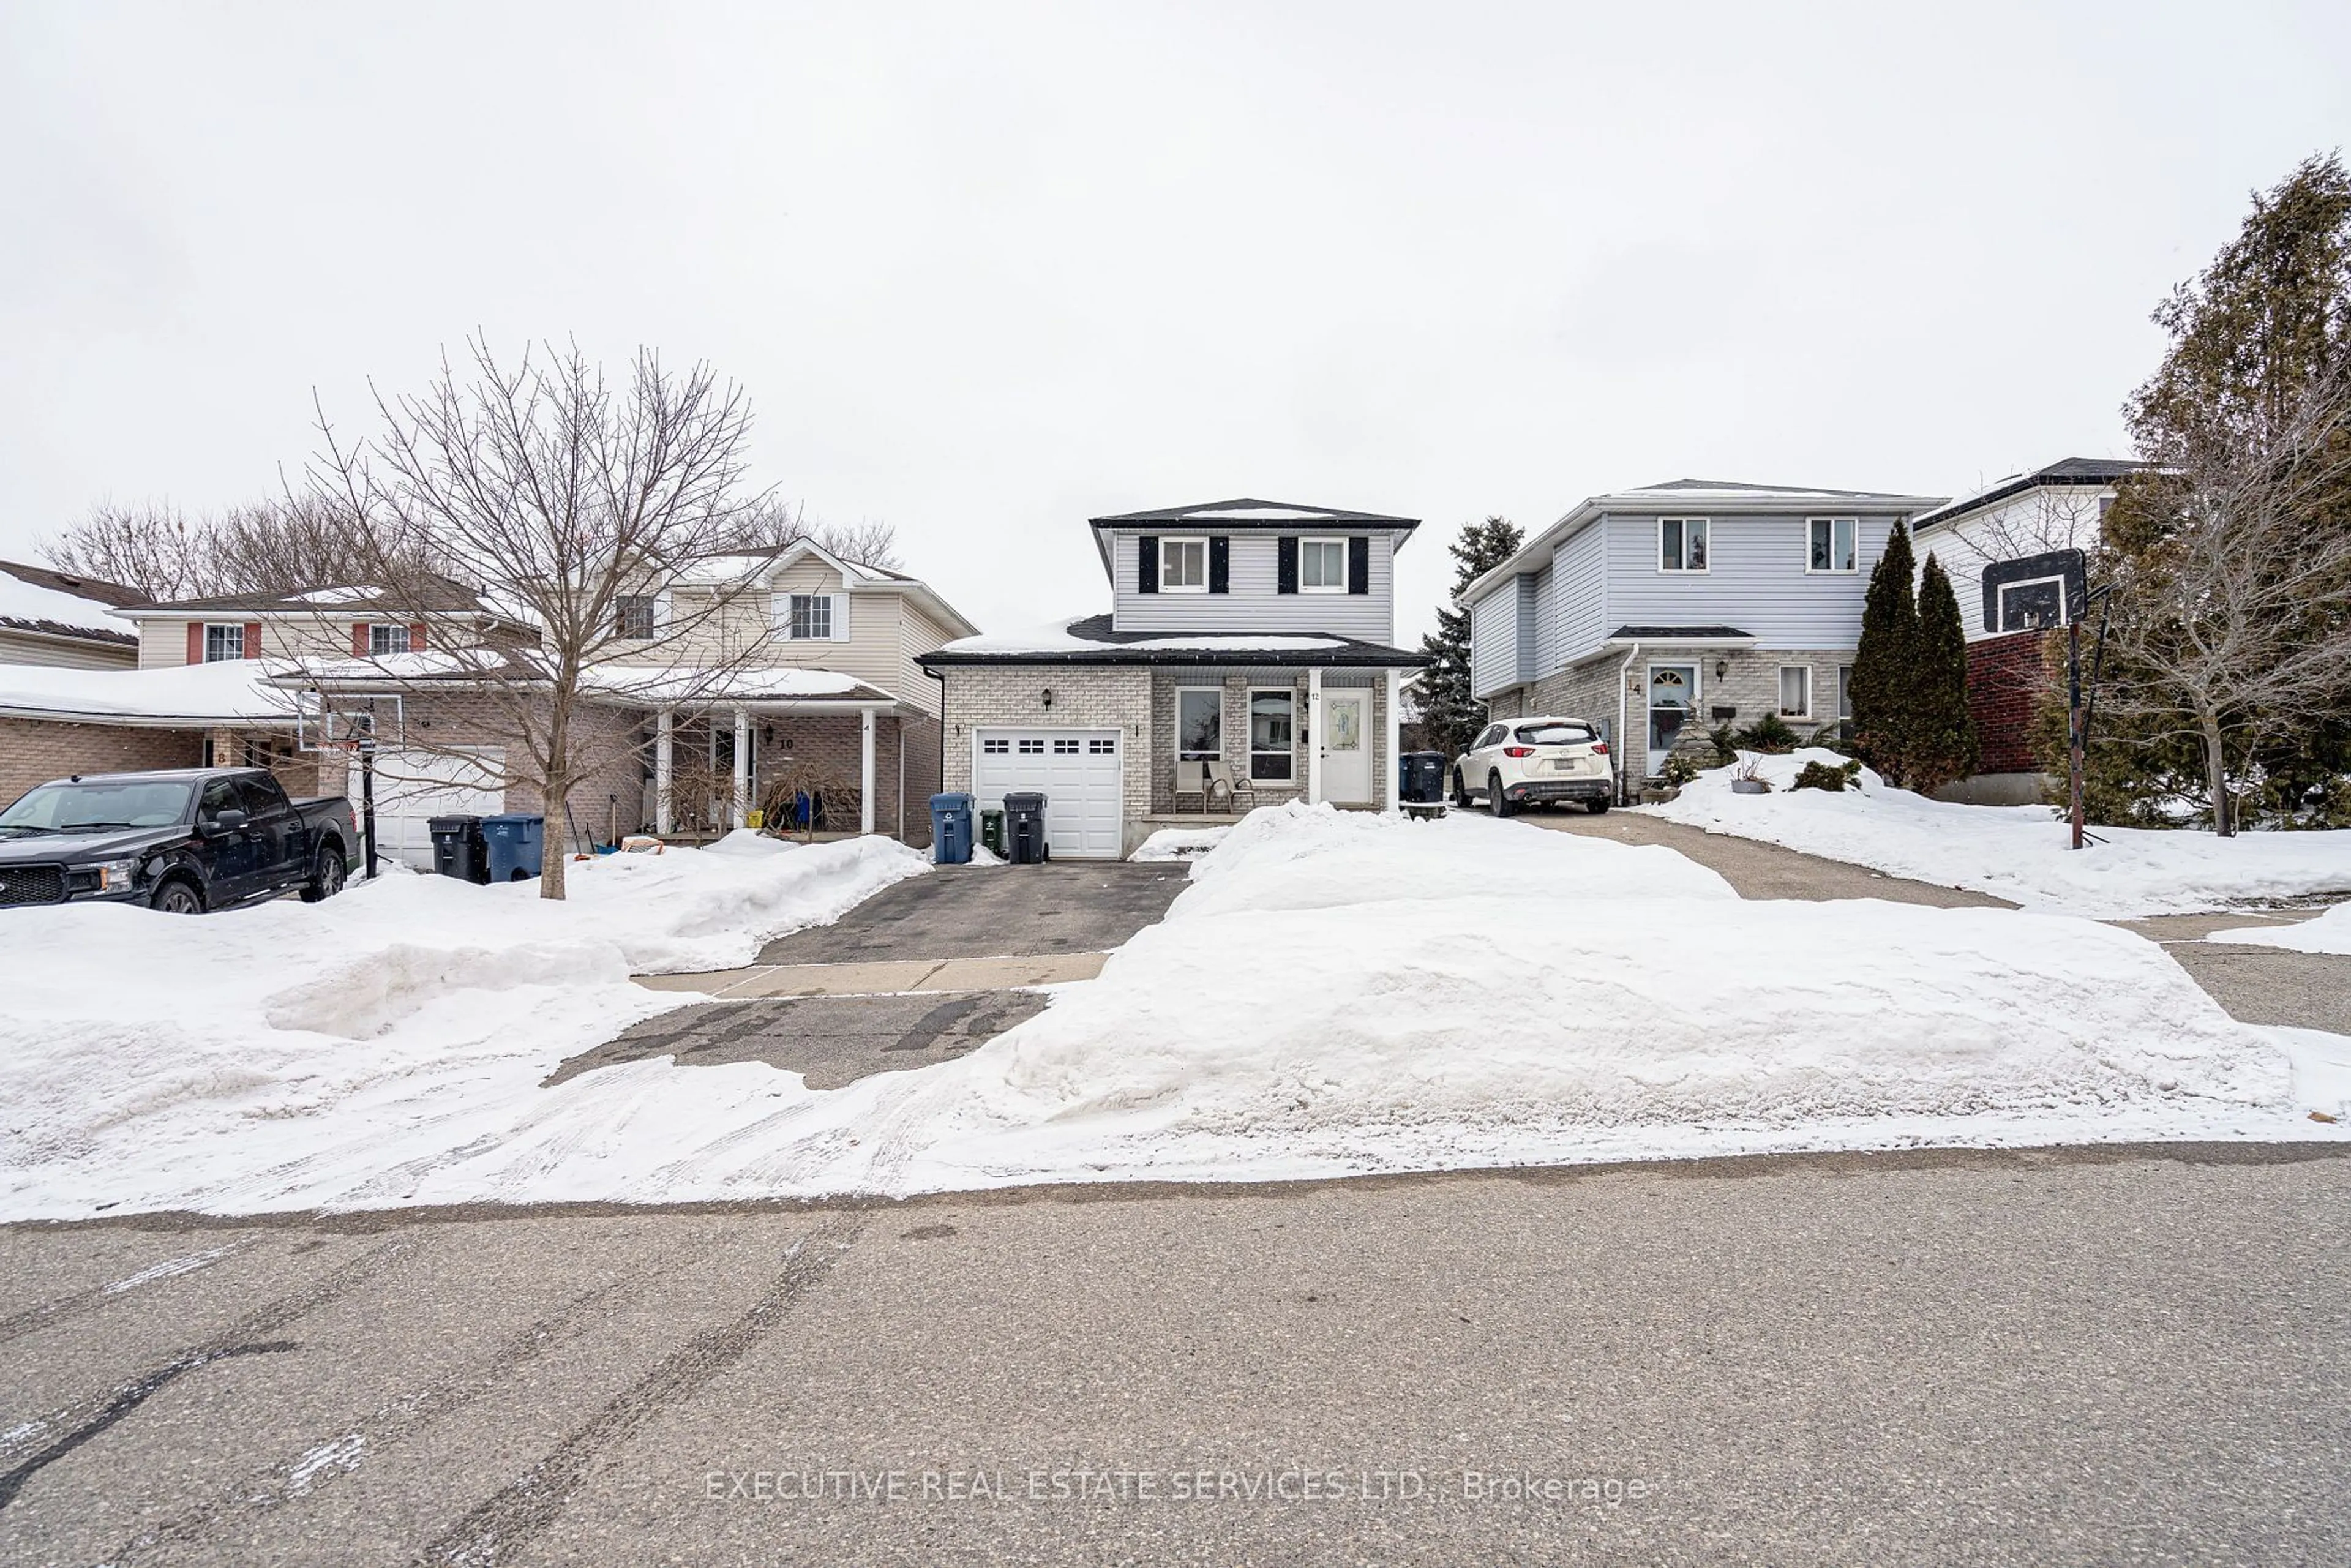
(1458, 479), (1944, 798)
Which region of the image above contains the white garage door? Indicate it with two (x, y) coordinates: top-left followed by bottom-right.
(971, 729), (1124, 860)
(349, 748), (506, 870)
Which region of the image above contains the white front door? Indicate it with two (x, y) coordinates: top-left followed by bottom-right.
(1319, 691), (1371, 804)
(972, 729), (1125, 859)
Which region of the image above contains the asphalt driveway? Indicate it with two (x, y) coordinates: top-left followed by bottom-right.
(756, 861), (1192, 964)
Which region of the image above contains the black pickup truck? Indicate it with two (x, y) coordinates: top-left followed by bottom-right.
(0, 767), (359, 913)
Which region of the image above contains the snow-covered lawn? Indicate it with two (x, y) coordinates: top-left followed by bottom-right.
(7, 803), (2340, 1221)
(1130, 825), (1232, 862)
(1643, 748), (2351, 917)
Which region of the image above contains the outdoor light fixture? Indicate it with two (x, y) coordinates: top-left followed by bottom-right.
(1041, 687), (1055, 708)
(1715, 658), (1729, 678)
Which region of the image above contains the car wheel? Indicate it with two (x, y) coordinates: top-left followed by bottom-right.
(301, 848), (348, 902)
(1450, 770), (1471, 808)
(1488, 772), (1515, 818)
(1586, 798), (1611, 815)
(150, 877), (204, 915)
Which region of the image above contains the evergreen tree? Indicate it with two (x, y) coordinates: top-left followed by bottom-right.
(1416, 514), (1524, 759)
(1907, 552), (1978, 793)
(1848, 516), (1918, 785)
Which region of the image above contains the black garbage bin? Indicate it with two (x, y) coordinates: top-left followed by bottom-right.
(427, 815), (489, 884)
(1400, 751), (1449, 808)
(1003, 791), (1049, 864)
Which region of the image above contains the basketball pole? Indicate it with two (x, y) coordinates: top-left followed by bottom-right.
(359, 737), (379, 880)
(2068, 613), (2085, 852)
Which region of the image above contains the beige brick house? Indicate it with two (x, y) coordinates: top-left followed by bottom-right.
(919, 500), (1429, 858)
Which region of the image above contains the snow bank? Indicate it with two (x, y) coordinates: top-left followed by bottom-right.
(2208, 902), (2351, 955)
(1644, 748), (2351, 916)
(1130, 825), (1232, 862)
(0, 837), (926, 1219)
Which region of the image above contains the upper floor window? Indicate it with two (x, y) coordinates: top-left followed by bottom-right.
(615, 595), (656, 640)
(1659, 518), (1709, 572)
(368, 623), (411, 656)
(203, 623), (246, 662)
(1807, 517), (1858, 573)
(788, 593), (832, 640)
(1159, 537), (1208, 593)
(1299, 538), (1348, 593)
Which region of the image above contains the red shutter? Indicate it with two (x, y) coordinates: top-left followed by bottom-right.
(353, 623), (370, 656)
(186, 622), (203, 663)
(408, 621), (427, 651)
(244, 621), (263, 659)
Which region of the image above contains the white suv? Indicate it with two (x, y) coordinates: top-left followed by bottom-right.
(1452, 716), (1614, 816)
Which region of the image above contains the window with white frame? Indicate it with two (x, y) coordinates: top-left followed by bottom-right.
(788, 593), (832, 640)
(368, 623), (411, 656)
(1807, 517), (1858, 573)
(1177, 688), (1222, 762)
(615, 595), (656, 640)
(1249, 689), (1295, 782)
(1998, 578), (2067, 632)
(1659, 517), (1709, 572)
(1778, 666), (1812, 719)
(203, 623), (245, 662)
(1299, 537), (1347, 592)
(1159, 536), (1208, 591)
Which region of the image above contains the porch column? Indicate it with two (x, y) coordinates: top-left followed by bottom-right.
(1305, 667), (1324, 805)
(654, 708), (674, 835)
(1384, 667), (1403, 813)
(860, 708), (877, 835)
(731, 705), (749, 830)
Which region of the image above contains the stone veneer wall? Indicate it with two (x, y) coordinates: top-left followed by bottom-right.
(937, 665), (1155, 847)
(1494, 648), (1856, 786)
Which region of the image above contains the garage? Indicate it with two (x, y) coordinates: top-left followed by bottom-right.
(349, 747), (505, 869)
(970, 729), (1123, 860)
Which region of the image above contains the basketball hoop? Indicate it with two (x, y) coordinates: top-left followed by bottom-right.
(296, 690), (404, 753)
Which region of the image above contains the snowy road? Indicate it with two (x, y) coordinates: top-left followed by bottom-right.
(5, 1145), (2348, 1566)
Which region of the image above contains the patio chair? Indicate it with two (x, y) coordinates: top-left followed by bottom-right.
(1172, 759), (1210, 813)
(1202, 759), (1250, 814)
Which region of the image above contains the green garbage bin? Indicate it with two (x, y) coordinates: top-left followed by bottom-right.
(980, 808), (1006, 857)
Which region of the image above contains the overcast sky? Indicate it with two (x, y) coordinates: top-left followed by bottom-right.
(4, 3), (2345, 642)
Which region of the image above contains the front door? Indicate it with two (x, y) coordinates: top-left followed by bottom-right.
(1319, 691), (1371, 804)
(1646, 663), (1698, 773)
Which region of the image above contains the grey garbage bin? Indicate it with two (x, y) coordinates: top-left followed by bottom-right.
(1003, 791), (1049, 864)
(427, 815), (488, 884)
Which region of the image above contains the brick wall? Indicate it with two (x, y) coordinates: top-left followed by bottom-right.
(1965, 629), (2055, 775)
(0, 718), (206, 806)
(937, 665), (1155, 834)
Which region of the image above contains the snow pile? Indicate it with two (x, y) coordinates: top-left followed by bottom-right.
(2209, 903), (2351, 955)
(0, 568), (137, 638)
(1644, 748), (2351, 915)
(0, 659), (298, 724)
(0, 836), (926, 1218)
(1130, 825), (1233, 861)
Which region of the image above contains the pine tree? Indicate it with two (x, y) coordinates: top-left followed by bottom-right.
(1415, 514), (1524, 760)
(1907, 552), (1978, 793)
(1848, 516), (1918, 786)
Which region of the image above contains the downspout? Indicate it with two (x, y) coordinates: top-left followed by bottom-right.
(1614, 642), (1641, 806)
(926, 664), (949, 830)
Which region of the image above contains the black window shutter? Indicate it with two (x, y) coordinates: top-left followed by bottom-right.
(1138, 535), (1158, 593)
(1347, 535), (1370, 595)
(1208, 535), (1229, 594)
(1277, 536), (1297, 594)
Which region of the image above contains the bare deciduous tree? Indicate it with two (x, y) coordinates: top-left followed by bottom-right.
(2093, 350), (2351, 835)
(304, 337), (784, 898)
(726, 496), (903, 571)
(43, 496), (398, 600)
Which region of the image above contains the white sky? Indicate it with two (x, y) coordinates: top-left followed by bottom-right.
(4, 2), (2346, 643)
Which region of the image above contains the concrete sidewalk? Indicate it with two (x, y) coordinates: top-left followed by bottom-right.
(636, 950), (1107, 1000)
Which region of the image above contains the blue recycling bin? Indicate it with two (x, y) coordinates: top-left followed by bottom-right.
(929, 792), (974, 865)
(478, 812), (546, 882)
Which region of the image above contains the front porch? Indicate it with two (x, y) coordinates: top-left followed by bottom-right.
(648, 699), (939, 845)
(1147, 666), (1406, 819)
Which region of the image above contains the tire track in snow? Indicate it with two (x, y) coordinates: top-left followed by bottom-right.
(95, 1246), (693, 1566)
(417, 1217), (863, 1567)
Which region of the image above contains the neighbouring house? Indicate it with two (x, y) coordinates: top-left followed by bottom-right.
(0, 659), (300, 809)
(1909, 457), (2145, 804)
(919, 499), (1429, 858)
(0, 542), (976, 865)
(1458, 479), (1946, 798)
(0, 560), (142, 669)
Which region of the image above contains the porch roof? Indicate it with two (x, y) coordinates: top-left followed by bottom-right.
(920, 613), (1427, 669)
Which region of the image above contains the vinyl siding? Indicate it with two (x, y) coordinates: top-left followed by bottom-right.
(1914, 488), (2105, 645)
(1109, 528), (1398, 641)
(1600, 511), (1899, 651)
(137, 616), (356, 667)
(1529, 563), (1561, 678)
(1468, 583), (1522, 697)
(894, 598), (959, 716)
(0, 628), (137, 669)
(1551, 521), (1608, 666)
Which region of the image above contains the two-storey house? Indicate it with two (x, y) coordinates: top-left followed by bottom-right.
(3, 542), (977, 865)
(1460, 479), (1944, 798)
(920, 499), (1430, 858)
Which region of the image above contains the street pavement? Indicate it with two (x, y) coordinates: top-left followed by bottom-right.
(4, 1146), (2348, 1566)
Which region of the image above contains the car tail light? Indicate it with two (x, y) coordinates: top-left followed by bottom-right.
(1592, 741), (1609, 756)
(1502, 746), (1534, 757)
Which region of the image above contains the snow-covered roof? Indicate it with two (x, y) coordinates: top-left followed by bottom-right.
(1911, 457), (2147, 535)
(0, 561), (141, 645)
(279, 653), (894, 708)
(1457, 478), (1952, 608)
(921, 613), (1423, 669)
(1088, 497), (1420, 531)
(0, 658), (300, 726)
